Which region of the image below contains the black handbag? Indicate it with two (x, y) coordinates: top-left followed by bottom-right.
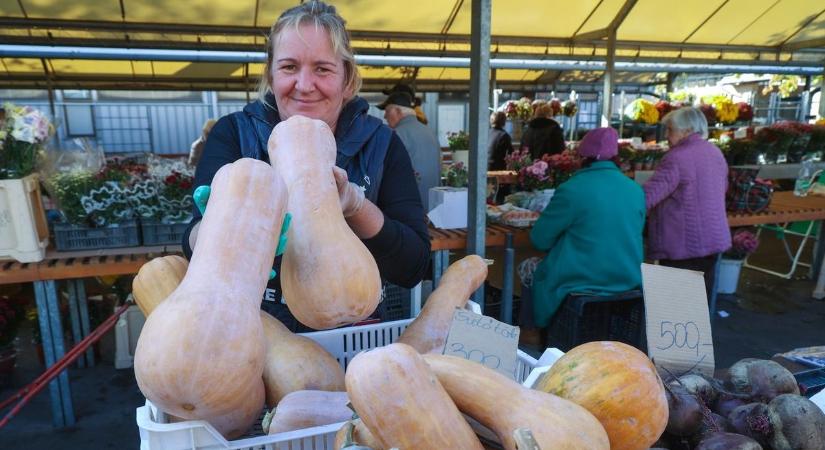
(726, 168), (773, 214)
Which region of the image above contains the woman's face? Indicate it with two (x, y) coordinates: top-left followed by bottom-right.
(270, 24), (351, 131)
(666, 123), (690, 147)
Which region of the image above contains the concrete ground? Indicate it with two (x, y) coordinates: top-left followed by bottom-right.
(0, 232), (824, 449)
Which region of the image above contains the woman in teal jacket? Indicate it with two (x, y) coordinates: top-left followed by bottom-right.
(527, 127), (645, 328)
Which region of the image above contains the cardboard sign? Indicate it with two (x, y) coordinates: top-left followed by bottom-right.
(642, 263), (715, 377)
(443, 308), (520, 380)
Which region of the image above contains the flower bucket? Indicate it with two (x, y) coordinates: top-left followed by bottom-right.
(717, 258), (744, 294)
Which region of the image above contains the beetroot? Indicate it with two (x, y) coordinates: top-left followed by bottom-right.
(666, 385), (705, 436)
(695, 432), (762, 450)
(728, 395), (825, 450)
(728, 402), (773, 446)
(689, 412), (731, 446)
(714, 395), (748, 418)
(767, 394), (825, 450)
(671, 374), (719, 405)
(726, 359), (800, 402)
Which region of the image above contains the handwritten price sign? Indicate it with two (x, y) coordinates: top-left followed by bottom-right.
(443, 308), (520, 380)
(642, 264), (715, 377)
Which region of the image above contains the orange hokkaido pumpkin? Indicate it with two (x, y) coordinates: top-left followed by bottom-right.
(260, 312), (345, 406)
(535, 341), (668, 450)
(134, 158), (286, 421)
(267, 116), (381, 330)
(423, 354), (610, 450)
(398, 255), (487, 353)
(345, 343), (484, 449)
(264, 390), (351, 435)
(132, 255), (188, 316)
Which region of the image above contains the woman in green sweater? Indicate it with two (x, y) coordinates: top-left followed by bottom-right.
(519, 127), (645, 333)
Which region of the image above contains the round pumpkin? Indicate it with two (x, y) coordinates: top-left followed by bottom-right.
(535, 341), (668, 450)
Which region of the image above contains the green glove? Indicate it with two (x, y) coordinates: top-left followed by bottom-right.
(193, 184), (291, 279)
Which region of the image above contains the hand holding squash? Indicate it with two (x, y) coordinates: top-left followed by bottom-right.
(332, 166), (366, 218)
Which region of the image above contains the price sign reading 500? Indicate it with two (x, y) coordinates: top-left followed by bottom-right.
(655, 321), (713, 370)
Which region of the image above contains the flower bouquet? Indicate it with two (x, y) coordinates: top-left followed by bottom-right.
(654, 100), (675, 119)
(442, 161), (468, 188)
(624, 99), (659, 125)
(724, 229), (759, 260)
(0, 103), (53, 179)
(736, 102), (753, 122)
(503, 98), (532, 122)
(548, 98), (563, 117)
(708, 96), (739, 125)
(562, 100), (578, 118)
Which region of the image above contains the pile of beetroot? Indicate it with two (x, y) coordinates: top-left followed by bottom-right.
(653, 359), (825, 450)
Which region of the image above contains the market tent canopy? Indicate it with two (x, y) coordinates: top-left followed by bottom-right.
(1, 0), (824, 90)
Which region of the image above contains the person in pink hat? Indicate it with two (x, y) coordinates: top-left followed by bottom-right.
(518, 127), (646, 345)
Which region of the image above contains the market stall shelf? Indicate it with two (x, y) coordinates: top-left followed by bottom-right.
(0, 245), (181, 428)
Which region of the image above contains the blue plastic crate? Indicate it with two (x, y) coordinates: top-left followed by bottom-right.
(140, 219), (189, 246)
(53, 220), (140, 251)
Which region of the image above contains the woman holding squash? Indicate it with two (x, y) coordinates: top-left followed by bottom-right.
(183, 0), (429, 330)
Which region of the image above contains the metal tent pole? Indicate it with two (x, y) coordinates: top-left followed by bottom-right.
(467, 0), (492, 310)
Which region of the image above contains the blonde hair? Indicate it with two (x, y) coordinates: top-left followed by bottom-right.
(257, 0), (362, 105)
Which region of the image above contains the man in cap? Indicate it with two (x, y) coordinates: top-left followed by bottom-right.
(378, 91), (441, 211)
(383, 83), (428, 124)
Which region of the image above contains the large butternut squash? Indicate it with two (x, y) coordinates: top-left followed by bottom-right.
(168, 378), (265, 440)
(263, 390), (351, 435)
(398, 255), (487, 353)
(132, 255), (188, 316)
(134, 158), (286, 420)
(345, 343), (484, 449)
(260, 312), (345, 406)
(422, 354), (610, 450)
(267, 116), (381, 330)
(131, 255), (261, 439)
(535, 341), (668, 450)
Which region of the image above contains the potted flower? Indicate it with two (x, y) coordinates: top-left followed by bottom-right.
(446, 130), (470, 169)
(718, 229), (759, 294)
(0, 103), (53, 262)
(442, 161), (468, 188)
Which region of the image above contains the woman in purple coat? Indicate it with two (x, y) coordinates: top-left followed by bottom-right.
(643, 107), (731, 299)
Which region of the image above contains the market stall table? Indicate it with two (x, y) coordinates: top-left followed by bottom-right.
(428, 191), (825, 325)
(0, 245), (181, 428)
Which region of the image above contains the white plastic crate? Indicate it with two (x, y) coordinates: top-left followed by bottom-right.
(115, 303), (146, 369)
(136, 317), (539, 450)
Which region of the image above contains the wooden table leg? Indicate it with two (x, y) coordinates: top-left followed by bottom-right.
(33, 280), (75, 428)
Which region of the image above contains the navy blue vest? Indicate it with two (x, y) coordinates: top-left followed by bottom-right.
(230, 95), (391, 203)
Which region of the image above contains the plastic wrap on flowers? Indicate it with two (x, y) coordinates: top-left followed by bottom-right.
(0, 102), (54, 179)
(624, 99), (659, 125)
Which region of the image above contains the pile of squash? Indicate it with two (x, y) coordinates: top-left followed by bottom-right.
(132, 116), (672, 449)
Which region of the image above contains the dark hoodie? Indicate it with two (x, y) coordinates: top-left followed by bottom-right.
(183, 94), (430, 330)
(520, 117), (566, 159)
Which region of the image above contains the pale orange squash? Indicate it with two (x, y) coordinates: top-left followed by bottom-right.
(334, 418), (382, 450)
(423, 354), (610, 450)
(535, 341), (668, 450)
(398, 255), (487, 353)
(345, 343), (484, 449)
(134, 158), (286, 421)
(260, 311), (345, 406)
(264, 390), (351, 435)
(132, 255), (188, 316)
(168, 378), (265, 440)
(267, 116), (381, 330)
